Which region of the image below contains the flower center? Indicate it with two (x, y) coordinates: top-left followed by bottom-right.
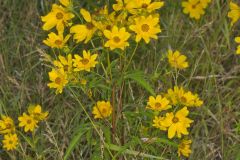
(55, 77), (62, 84)
(192, 2), (199, 9)
(55, 40), (62, 45)
(106, 25), (112, 30)
(81, 58), (89, 65)
(101, 108), (107, 114)
(180, 96), (187, 103)
(27, 119), (32, 124)
(9, 140), (13, 144)
(142, 3), (148, 8)
(64, 65), (69, 71)
(6, 123), (12, 129)
(86, 23), (94, 30)
(141, 24), (150, 32)
(179, 143), (185, 149)
(56, 12), (64, 20)
(172, 117), (179, 123)
(113, 36), (121, 43)
(155, 102), (161, 108)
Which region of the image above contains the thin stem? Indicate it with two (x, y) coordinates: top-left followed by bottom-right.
(124, 43), (138, 72)
(69, 88), (114, 158)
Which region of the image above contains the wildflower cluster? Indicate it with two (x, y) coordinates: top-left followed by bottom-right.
(40, 0), (205, 158)
(147, 49), (203, 157)
(0, 105), (48, 151)
(0, 116), (18, 151)
(147, 86), (203, 157)
(228, 2), (240, 55)
(41, 0), (165, 94)
(182, 0), (212, 20)
(18, 104), (48, 132)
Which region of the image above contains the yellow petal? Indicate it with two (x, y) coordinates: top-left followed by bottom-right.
(80, 9), (92, 22)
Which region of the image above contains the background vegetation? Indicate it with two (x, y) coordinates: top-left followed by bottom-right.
(0, 0), (240, 159)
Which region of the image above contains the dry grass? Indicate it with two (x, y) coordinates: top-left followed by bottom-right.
(0, 0), (240, 159)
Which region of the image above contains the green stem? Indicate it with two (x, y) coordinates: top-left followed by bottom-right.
(68, 87), (114, 158)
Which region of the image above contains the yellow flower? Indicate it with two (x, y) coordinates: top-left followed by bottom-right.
(18, 113), (38, 132)
(193, 94), (204, 107)
(235, 36), (240, 54)
(53, 54), (73, 73)
(152, 116), (167, 131)
(104, 26), (130, 50)
(167, 50), (189, 69)
(178, 139), (192, 157)
(0, 116), (15, 135)
(129, 15), (161, 43)
(146, 95), (171, 111)
(43, 32), (70, 49)
(2, 134), (18, 151)
(135, 0), (164, 13)
(180, 91), (204, 107)
(80, 79), (87, 85)
(47, 68), (68, 94)
(165, 86), (185, 105)
(73, 50), (98, 72)
(228, 2), (240, 26)
(200, 0), (211, 8)
(161, 107), (193, 139)
(165, 86), (203, 107)
(70, 9), (97, 43)
(113, 0), (136, 12)
(41, 4), (74, 32)
(60, 0), (72, 8)
(92, 101), (112, 119)
(28, 104), (48, 121)
(182, 0), (205, 20)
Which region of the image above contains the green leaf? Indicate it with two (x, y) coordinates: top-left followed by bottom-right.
(105, 143), (166, 160)
(124, 71), (156, 96)
(63, 125), (90, 160)
(17, 131), (35, 149)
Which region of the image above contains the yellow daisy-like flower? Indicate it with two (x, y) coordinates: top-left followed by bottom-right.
(92, 101), (112, 119)
(235, 36), (240, 54)
(70, 9), (97, 43)
(104, 26), (130, 50)
(165, 86), (185, 105)
(152, 116), (167, 131)
(178, 139), (192, 157)
(228, 2), (240, 26)
(161, 107), (193, 139)
(135, 0), (164, 13)
(129, 15), (161, 43)
(146, 95), (171, 111)
(28, 104), (48, 121)
(59, 0), (72, 8)
(180, 91), (203, 107)
(167, 50), (189, 69)
(73, 50), (98, 72)
(41, 4), (74, 32)
(165, 86), (203, 107)
(47, 68), (68, 94)
(113, 0), (136, 12)
(2, 134), (18, 151)
(53, 54), (73, 73)
(0, 116), (15, 135)
(43, 32), (70, 49)
(18, 113), (38, 132)
(182, 0), (205, 20)
(200, 0), (211, 8)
